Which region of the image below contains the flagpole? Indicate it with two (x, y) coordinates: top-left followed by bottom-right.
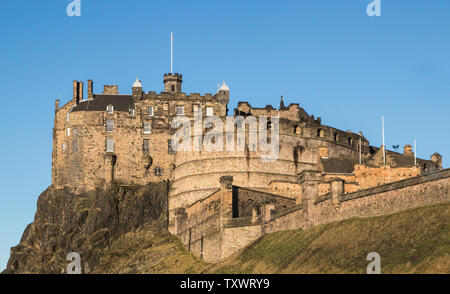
(382, 115), (386, 164)
(171, 32), (173, 74)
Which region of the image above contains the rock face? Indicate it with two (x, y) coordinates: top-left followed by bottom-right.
(3, 182), (173, 274)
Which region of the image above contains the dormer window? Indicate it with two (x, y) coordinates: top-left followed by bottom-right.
(176, 106), (184, 115)
(106, 104), (114, 114)
(148, 106), (154, 116)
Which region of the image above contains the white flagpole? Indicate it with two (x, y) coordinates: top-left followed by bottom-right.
(171, 32), (173, 74)
(382, 115), (386, 164)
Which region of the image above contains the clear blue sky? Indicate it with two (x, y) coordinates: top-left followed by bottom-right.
(0, 0), (449, 271)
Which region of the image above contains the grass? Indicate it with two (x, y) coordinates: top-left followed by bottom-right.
(208, 202), (450, 274)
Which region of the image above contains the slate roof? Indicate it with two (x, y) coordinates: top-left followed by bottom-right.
(320, 157), (358, 174)
(71, 95), (134, 112)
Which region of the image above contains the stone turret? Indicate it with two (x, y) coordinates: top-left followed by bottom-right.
(214, 80), (230, 104)
(431, 152), (442, 169)
(163, 73), (182, 93)
(132, 77), (143, 100)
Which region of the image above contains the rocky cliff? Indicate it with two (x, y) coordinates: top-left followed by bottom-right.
(3, 182), (207, 274)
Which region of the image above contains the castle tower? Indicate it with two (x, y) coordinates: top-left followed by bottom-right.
(431, 152), (442, 169)
(132, 77), (143, 100)
(163, 73), (182, 94)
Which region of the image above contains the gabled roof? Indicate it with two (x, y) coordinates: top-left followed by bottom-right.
(71, 95), (134, 112)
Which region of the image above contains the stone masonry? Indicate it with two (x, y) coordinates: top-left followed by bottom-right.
(52, 72), (446, 262)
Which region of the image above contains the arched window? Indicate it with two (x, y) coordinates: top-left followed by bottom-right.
(348, 137), (353, 146)
(317, 129), (324, 137)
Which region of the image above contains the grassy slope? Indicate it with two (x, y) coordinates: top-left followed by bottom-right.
(207, 202), (450, 274)
(93, 222), (208, 274)
(91, 203), (449, 274)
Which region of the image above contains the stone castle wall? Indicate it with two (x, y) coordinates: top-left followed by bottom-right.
(264, 169), (450, 234)
(168, 125), (366, 232)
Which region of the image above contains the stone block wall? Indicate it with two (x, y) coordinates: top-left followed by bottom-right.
(264, 169), (450, 233)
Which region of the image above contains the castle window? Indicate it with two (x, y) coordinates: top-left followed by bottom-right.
(73, 128), (78, 134)
(61, 143), (67, 150)
(163, 103), (168, 111)
(143, 122), (151, 134)
(206, 107), (213, 117)
(317, 129), (324, 137)
(129, 109), (135, 116)
(333, 133), (339, 142)
(66, 112), (70, 122)
(106, 119), (114, 132)
(193, 104), (200, 114)
(67, 128), (71, 137)
(143, 139), (150, 154)
(106, 138), (114, 152)
(154, 166), (163, 176)
(148, 106), (154, 116)
(171, 85), (175, 92)
(176, 106), (184, 115)
(106, 104), (114, 114)
(348, 137), (353, 146)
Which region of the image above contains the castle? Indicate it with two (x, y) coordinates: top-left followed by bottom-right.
(52, 72), (448, 262)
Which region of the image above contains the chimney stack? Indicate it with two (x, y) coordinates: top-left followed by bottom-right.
(73, 80), (79, 104)
(55, 99), (60, 113)
(403, 144), (413, 156)
(87, 80), (93, 100)
(78, 81), (84, 101)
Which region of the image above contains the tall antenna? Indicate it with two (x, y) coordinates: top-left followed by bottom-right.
(171, 32), (173, 74)
(382, 115), (386, 164)
(414, 139), (417, 166)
